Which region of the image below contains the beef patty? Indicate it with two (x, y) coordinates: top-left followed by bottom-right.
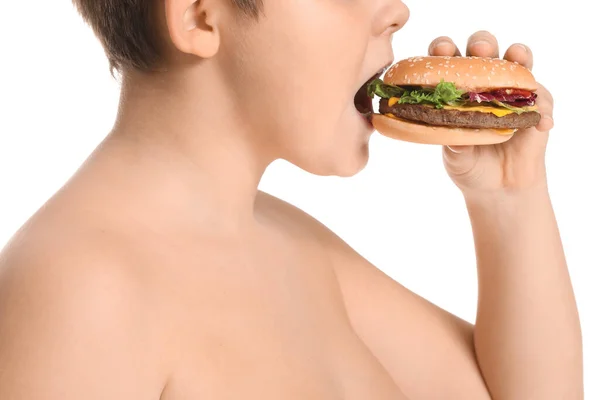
(379, 99), (541, 129)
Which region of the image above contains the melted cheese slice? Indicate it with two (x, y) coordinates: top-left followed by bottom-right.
(442, 104), (515, 117)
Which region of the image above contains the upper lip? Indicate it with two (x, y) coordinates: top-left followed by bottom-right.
(364, 60), (394, 88)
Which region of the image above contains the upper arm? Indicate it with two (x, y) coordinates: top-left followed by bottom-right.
(0, 255), (162, 399)
(330, 243), (491, 399)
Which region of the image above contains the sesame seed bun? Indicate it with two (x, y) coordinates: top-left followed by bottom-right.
(384, 56), (537, 92)
(372, 114), (515, 146)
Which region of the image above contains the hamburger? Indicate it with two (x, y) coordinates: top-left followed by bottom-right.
(363, 56), (541, 145)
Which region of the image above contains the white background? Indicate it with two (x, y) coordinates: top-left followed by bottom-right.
(1, 0), (598, 396)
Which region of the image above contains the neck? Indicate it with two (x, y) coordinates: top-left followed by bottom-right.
(106, 66), (273, 232)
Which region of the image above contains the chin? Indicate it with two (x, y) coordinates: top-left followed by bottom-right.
(281, 111), (373, 177)
(332, 117), (373, 176)
(312, 139), (371, 178)
(333, 142), (370, 177)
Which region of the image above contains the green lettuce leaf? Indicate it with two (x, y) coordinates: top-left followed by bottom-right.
(367, 79), (406, 99)
(368, 79), (465, 109)
(434, 81), (465, 106)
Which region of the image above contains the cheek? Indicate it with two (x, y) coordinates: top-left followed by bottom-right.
(222, 1), (371, 172)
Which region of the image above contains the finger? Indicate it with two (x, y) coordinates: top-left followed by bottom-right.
(534, 84), (554, 131)
(504, 43), (534, 70)
(536, 114), (554, 132)
(429, 36), (462, 57)
(536, 82), (554, 108)
(466, 30), (500, 58)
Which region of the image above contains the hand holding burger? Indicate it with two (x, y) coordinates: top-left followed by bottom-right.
(380, 32), (554, 193)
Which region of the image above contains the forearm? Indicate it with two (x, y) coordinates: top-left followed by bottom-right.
(466, 187), (583, 399)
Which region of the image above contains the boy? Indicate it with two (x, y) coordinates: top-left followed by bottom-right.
(0, 0), (582, 398)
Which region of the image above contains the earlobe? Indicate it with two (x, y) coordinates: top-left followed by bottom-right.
(165, 0), (220, 60)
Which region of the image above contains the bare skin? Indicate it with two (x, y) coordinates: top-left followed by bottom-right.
(0, 0), (582, 399)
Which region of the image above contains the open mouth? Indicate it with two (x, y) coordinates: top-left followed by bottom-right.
(354, 66), (389, 123)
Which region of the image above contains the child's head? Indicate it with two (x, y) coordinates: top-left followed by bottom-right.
(73, 0), (409, 176)
(72, 0), (263, 76)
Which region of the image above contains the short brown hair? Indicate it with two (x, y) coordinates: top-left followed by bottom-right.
(72, 0), (262, 77)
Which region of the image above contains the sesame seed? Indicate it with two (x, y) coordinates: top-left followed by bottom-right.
(456, 72), (461, 77)
(410, 64), (415, 67)
(488, 76), (491, 81)
(426, 62), (431, 65)
(445, 71), (449, 75)
(483, 66), (487, 70)
(404, 75), (408, 79)
(465, 73), (470, 77)
(450, 65), (455, 68)
(473, 76), (477, 79)
(437, 70), (441, 75)
(469, 65), (473, 69)
(502, 67), (506, 71)
(407, 79), (411, 83)
(413, 72), (418, 76)
(425, 79), (430, 84)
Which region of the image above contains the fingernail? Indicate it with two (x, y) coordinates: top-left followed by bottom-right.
(446, 145), (462, 154)
(471, 40), (491, 47)
(516, 44), (528, 52)
(433, 40), (452, 48)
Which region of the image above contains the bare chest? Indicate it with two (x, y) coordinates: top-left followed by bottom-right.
(156, 240), (402, 400)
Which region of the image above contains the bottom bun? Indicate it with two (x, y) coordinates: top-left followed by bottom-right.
(372, 114), (516, 145)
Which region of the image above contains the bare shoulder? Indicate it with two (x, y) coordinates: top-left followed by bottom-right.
(255, 190), (343, 246)
(0, 223), (166, 399)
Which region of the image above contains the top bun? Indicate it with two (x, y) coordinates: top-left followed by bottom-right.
(383, 56), (537, 92)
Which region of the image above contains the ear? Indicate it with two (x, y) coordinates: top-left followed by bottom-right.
(164, 0), (221, 59)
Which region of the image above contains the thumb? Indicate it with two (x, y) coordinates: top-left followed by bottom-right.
(443, 144), (477, 174)
(443, 145), (476, 165)
(445, 145), (475, 155)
